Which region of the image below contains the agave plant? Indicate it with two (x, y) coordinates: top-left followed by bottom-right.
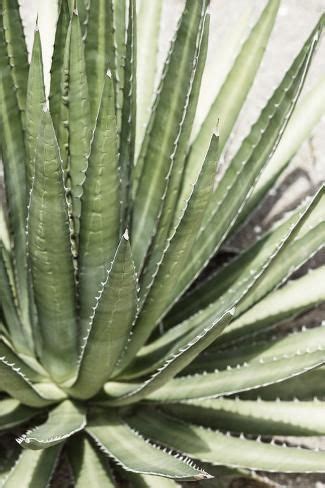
(0, 0), (325, 486)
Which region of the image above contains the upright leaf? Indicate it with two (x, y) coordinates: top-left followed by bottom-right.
(85, 0), (115, 121)
(131, 0), (208, 271)
(0, 205), (10, 250)
(49, 0), (71, 136)
(1, 0), (28, 120)
(25, 28), (46, 191)
(237, 75), (325, 228)
(125, 134), (218, 363)
(140, 16), (210, 298)
(71, 234), (137, 399)
(119, 0), (137, 225)
(79, 73), (120, 337)
(173, 17), (324, 307)
(76, 0), (90, 38)
(112, 0), (126, 132)
(136, 0), (163, 158)
(50, 4), (71, 177)
(0, 244), (28, 354)
(28, 109), (77, 384)
(180, 0), (280, 209)
(69, 9), (92, 242)
(0, 10), (31, 349)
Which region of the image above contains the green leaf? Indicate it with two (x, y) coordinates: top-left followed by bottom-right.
(146, 188), (325, 372)
(188, 322), (325, 374)
(124, 190), (325, 378)
(0, 357), (56, 408)
(237, 75), (325, 228)
(131, 0), (208, 271)
(0, 244), (28, 354)
(235, 189), (325, 317)
(139, 16), (210, 303)
(169, 186), (325, 328)
(174, 16), (324, 301)
(49, 0), (71, 142)
(76, 0), (90, 38)
(112, 0), (126, 133)
(2, 445), (61, 487)
(25, 28), (46, 191)
(0, 205), (10, 250)
(164, 398), (325, 436)
(130, 409), (325, 473)
(0, 337), (44, 382)
(85, 0), (115, 121)
(17, 400), (86, 450)
(180, 0), (280, 210)
(215, 266), (325, 346)
(0, 10), (31, 349)
(23, 29), (45, 352)
(68, 436), (116, 487)
(50, 3), (71, 176)
(145, 347), (325, 403)
(136, 0), (163, 159)
(126, 134), (218, 363)
(87, 410), (211, 481)
(71, 234), (137, 399)
(1, 0), (28, 119)
(108, 308), (234, 406)
(125, 472), (180, 488)
(242, 366), (325, 402)
(68, 8), (92, 241)
(119, 0), (137, 225)
(79, 72), (120, 337)
(0, 399), (36, 431)
(28, 109), (77, 384)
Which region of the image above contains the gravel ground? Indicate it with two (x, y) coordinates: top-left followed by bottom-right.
(5, 1), (325, 487)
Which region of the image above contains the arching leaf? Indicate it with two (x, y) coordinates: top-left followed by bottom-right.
(87, 411), (211, 480)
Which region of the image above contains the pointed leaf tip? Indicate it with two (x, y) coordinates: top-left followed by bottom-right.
(123, 229), (129, 241)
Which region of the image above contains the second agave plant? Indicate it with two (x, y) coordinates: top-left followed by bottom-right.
(0, 0), (325, 486)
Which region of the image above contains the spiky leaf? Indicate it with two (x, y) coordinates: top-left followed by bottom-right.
(131, 0), (208, 271)
(28, 109), (77, 384)
(71, 234), (137, 399)
(87, 411), (211, 481)
(79, 72), (120, 336)
(17, 400), (86, 449)
(131, 410), (325, 473)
